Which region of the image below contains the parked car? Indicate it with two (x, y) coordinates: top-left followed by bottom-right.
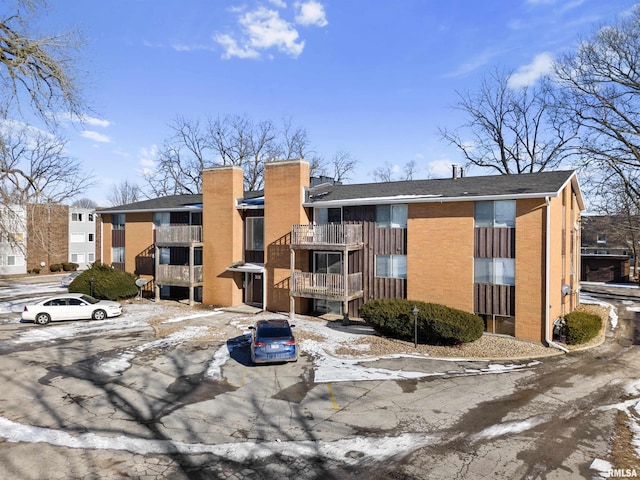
(21, 293), (123, 325)
(249, 318), (298, 364)
(60, 271), (81, 287)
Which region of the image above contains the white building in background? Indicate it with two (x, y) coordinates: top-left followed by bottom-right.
(68, 207), (96, 270)
(0, 205), (27, 275)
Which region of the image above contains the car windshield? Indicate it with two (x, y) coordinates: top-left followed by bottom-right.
(257, 327), (292, 339)
(80, 294), (99, 304)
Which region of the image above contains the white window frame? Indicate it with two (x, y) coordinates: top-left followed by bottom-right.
(474, 258), (515, 285)
(376, 204), (408, 228)
(375, 254), (407, 279)
(474, 201), (516, 228)
(112, 247), (125, 263)
(71, 253), (85, 264)
(7, 255), (24, 266)
(70, 232), (85, 243)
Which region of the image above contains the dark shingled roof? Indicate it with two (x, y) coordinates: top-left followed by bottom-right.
(96, 170), (580, 213)
(306, 170), (577, 204)
(97, 194), (203, 213)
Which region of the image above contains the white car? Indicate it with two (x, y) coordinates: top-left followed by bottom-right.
(21, 293), (123, 325)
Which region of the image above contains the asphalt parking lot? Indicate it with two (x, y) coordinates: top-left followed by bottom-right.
(0, 276), (639, 479)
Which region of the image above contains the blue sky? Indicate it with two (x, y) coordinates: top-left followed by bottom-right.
(33, 0), (639, 205)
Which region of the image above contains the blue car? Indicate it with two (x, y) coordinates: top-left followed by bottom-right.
(249, 319), (298, 364)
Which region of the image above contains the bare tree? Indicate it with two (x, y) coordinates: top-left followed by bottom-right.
(0, 122), (93, 255)
(0, 122), (92, 206)
(329, 150), (358, 183)
(72, 197), (97, 208)
(146, 114), (358, 195)
(440, 68), (578, 175)
(554, 6), (640, 211)
(107, 180), (142, 207)
(588, 173), (640, 279)
(0, 0), (85, 125)
(145, 117), (211, 196)
(371, 159), (415, 183)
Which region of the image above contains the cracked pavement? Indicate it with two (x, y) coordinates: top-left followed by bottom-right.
(0, 277), (638, 479)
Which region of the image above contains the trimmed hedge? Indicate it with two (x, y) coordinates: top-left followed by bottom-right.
(62, 262), (79, 271)
(50, 263), (63, 272)
(359, 298), (483, 345)
(68, 262), (138, 300)
(564, 311), (602, 345)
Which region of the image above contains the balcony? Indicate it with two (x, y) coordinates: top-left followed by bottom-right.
(155, 225), (202, 245)
(291, 271), (363, 301)
(291, 224), (363, 250)
(156, 264), (203, 286)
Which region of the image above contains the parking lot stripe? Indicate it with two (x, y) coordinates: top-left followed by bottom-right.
(327, 383), (339, 411)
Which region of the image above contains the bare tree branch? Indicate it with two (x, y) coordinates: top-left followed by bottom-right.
(440, 67), (579, 175)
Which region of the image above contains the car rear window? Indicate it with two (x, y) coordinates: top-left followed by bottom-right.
(257, 327), (292, 338)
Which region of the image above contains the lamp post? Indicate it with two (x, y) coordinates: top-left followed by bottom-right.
(412, 305), (419, 348)
(90, 277), (95, 297)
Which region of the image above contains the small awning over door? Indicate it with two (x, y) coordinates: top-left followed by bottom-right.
(226, 262), (265, 273)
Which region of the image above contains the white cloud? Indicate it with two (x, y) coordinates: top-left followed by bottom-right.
(426, 159), (455, 178)
(214, 33), (260, 59)
(81, 115), (111, 128)
(295, 1), (328, 27)
(444, 48), (503, 78)
(137, 145), (159, 175)
(57, 112), (111, 128)
(269, 0), (287, 7)
(508, 52), (554, 88)
(215, 6), (307, 59)
(80, 130), (111, 143)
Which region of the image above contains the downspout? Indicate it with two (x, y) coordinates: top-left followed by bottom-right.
(545, 196), (569, 353)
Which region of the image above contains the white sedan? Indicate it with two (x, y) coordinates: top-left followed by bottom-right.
(21, 293), (123, 325)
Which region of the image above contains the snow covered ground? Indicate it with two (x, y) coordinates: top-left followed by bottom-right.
(0, 280), (636, 474)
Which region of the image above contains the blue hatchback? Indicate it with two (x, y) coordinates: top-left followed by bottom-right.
(249, 319), (298, 364)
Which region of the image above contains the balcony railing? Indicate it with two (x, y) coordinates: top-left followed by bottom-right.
(156, 264), (203, 286)
(291, 224), (363, 247)
(291, 271), (363, 300)
(155, 225), (202, 245)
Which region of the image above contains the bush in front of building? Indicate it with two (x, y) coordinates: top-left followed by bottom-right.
(563, 311), (602, 345)
(62, 262), (79, 271)
(50, 264), (63, 272)
(68, 262), (138, 300)
(359, 298), (483, 345)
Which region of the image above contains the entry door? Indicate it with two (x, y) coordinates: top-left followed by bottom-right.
(314, 252), (342, 274)
(246, 272), (263, 307)
(313, 252), (342, 314)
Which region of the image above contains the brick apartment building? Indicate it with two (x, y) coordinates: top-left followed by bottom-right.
(98, 160), (584, 344)
(0, 203), (97, 275)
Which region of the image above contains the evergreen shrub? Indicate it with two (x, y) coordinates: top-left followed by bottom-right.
(68, 262), (138, 300)
(564, 311), (602, 345)
(359, 298), (483, 345)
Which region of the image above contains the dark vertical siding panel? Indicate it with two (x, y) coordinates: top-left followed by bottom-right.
(474, 283), (515, 316)
(475, 228), (515, 258)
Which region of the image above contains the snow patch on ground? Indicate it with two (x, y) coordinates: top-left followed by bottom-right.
(0, 416), (437, 464)
(580, 294), (618, 329)
(473, 416), (547, 441)
(97, 326), (209, 376)
(162, 310), (223, 323)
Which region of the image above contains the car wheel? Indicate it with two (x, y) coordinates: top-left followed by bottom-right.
(92, 309), (107, 320)
(35, 313), (51, 325)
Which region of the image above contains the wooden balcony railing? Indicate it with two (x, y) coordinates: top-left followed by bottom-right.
(155, 225), (202, 245)
(291, 224), (363, 247)
(291, 271), (363, 300)
(156, 265), (203, 286)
